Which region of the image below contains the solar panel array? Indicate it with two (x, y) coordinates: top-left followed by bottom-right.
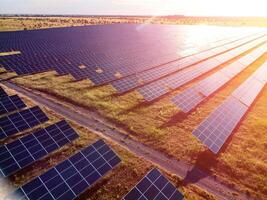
(123, 168), (183, 200)
(0, 106), (49, 139)
(7, 139), (121, 200)
(192, 60), (267, 153)
(0, 95), (26, 115)
(137, 35), (267, 102)
(112, 32), (266, 94)
(0, 25), (264, 85)
(0, 120), (79, 177)
(172, 43), (267, 112)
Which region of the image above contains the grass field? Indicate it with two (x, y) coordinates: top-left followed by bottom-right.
(0, 16), (267, 32)
(0, 85), (216, 200)
(0, 48), (266, 200)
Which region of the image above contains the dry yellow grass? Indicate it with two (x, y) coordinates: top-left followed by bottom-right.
(0, 16), (267, 32)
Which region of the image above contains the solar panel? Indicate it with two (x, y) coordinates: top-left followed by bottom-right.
(172, 43), (267, 112)
(0, 87), (8, 99)
(8, 139), (121, 200)
(0, 95), (26, 115)
(172, 87), (205, 113)
(122, 168), (184, 200)
(192, 96), (247, 154)
(0, 106), (49, 139)
(0, 120), (79, 177)
(232, 78), (264, 107)
(192, 61), (267, 153)
(137, 35), (267, 102)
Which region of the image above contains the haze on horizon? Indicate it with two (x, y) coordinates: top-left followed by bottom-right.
(0, 0), (267, 17)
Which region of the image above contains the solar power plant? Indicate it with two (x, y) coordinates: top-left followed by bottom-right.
(0, 87), (8, 99)
(137, 34), (267, 102)
(0, 120), (79, 177)
(112, 32), (267, 93)
(0, 106), (49, 139)
(0, 24), (266, 84)
(192, 61), (267, 154)
(171, 43), (267, 112)
(7, 139), (121, 200)
(122, 168), (184, 200)
(0, 95), (26, 115)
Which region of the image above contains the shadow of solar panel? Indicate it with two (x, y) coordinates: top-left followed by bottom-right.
(122, 168), (183, 200)
(0, 106), (49, 139)
(0, 87), (8, 99)
(0, 95), (26, 115)
(192, 96), (247, 154)
(7, 139), (121, 200)
(0, 120), (79, 177)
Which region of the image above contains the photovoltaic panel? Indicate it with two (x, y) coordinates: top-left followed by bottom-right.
(192, 61), (267, 154)
(0, 120), (79, 177)
(0, 87), (8, 99)
(8, 139), (121, 200)
(232, 78), (264, 107)
(231, 61), (267, 107)
(192, 96), (247, 154)
(0, 106), (49, 139)
(248, 60), (267, 83)
(0, 95), (26, 115)
(122, 168), (184, 200)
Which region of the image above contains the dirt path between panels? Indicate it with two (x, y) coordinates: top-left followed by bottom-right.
(1, 81), (253, 200)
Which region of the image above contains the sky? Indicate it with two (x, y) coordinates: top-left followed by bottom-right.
(0, 0), (267, 17)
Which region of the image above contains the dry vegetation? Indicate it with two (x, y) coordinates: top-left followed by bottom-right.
(0, 16), (267, 32)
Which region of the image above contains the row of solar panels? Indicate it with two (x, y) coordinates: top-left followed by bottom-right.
(135, 35), (267, 101)
(192, 60), (267, 153)
(0, 26), (265, 86)
(111, 33), (266, 95)
(0, 87), (184, 199)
